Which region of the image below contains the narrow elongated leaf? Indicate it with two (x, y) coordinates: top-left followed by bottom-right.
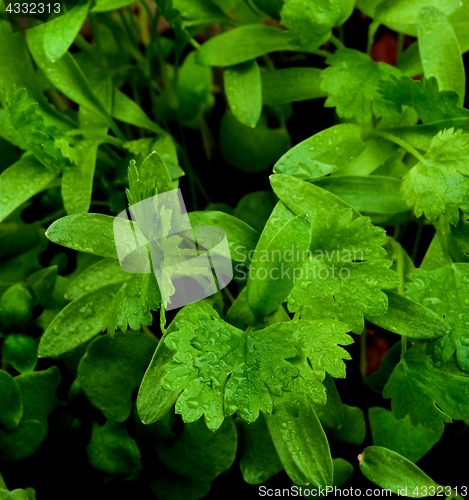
(358, 446), (439, 495)
(418, 6), (465, 104)
(43, 0), (91, 61)
(265, 404), (333, 487)
(91, 0), (135, 11)
(247, 214), (312, 318)
(273, 124), (365, 179)
(45, 214), (118, 259)
(196, 25), (294, 66)
(139, 151), (174, 194)
(225, 60), (262, 128)
(38, 284), (121, 358)
(262, 67), (326, 105)
(0, 155), (57, 223)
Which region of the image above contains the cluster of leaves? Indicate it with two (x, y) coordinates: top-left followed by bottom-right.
(1, 0), (469, 498)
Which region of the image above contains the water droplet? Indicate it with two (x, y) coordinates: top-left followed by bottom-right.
(1, 197), (9, 204)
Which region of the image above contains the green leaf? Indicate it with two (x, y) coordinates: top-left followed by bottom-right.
(237, 416), (283, 484)
(365, 341), (401, 395)
(26, 265), (58, 307)
(0, 155), (58, 223)
(287, 205), (400, 333)
(139, 151), (174, 194)
(66, 258), (130, 301)
(405, 264), (469, 371)
(219, 111), (290, 172)
(2, 335), (38, 373)
(224, 60), (262, 128)
(188, 210), (260, 262)
(273, 124), (365, 180)
(0, 420), (45, 462)
(325, 405), (366, 445)
(0, 488), (35, 500)
(148, 467), (210, 500)
(374, 0), (459, 36)
(321, 49), (402, 124)
(91, 0), (135, 11)
(43, 0), (91, 61)
(196, 24), (293, 66)
(0, 87), (59, 172)
(86, 419), (141, 475)
(358, 446), (439, 495)
(313, 176), (408, 215)
(383, 342), (469, 431)
(0, 370), (23, 431)
(265, 403), (333, 487)
(367, 290), (449, 340)
(247, 213), (312, 318)
(311, 374), (344, 430)
(261, 67), (326, 105)
(233, 191), (277, 234)
(38, 284), (121, 358)
(401, 128), (469, 225)
(418, 6), (465, 104)
(45, 214), (118, 259)
(369, 407), (443, 463)
(157, 417), (237, 481)
(378, 76), (469, 124)
(78, 331), (157, 422)
(225, 287), (255, 330)
(0, 284), (33, 332)
(280, 0), (354, 51)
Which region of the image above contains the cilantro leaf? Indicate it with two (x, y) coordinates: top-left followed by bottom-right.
(160, 302), (353, 430)
(405, 264), (469, 372)
(383, 342), (469, 432)
(378, 75), (469, 124)
(320, 49), (401, 124)
(288, 205), (400, 333)
(0, 86), (58, 172)
(401, 128), (469, 225)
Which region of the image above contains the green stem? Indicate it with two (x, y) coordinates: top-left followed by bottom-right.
(367, 21), (380, 54)
(372, 131), (425, 162)
(396, 242), (407, 357)
(141, 324), (159, 339)
(223, 287), (235, 304)
(35, 208), (66, 227)
(329, 34), (346, 50)
(360, 328), (367, 380)
(396, 32), (404, 62)
(411, 219), (424, 263)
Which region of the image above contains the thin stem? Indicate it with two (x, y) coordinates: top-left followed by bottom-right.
(372, 131), (425, 162)
(396, 32), (404, 62)
(36, 208), (66, 227)
(360, 328), (367, 380)
(329, 34), (346, 50)
(367, 21), (380, 54)
(223, 287), (235, 305)
(310, 48), (333, 58)
(142, 324), (159, 339)
(411, 219), (424, 263)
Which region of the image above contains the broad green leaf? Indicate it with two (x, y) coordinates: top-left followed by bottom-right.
(237, 416), (283, 484)
(0, 87), (59, 172)
(261, 67), (326, 105)
(406, 264), (469, 371)
(274, 124), (365, 180)
(26, 265), (58, 307)
(369, 407), (443, 463)
(247, 214), (312, 319)
(401, 128), (469, 225)
(358, 446), (439, 495)
(78, 331), (157, 422)
(45, 213), (118, 259)
(326, 405), (366, 445)
(0, 370), (22, 431)
(233, 191), (277, 234)
(139, 151), (174, 194)
(1, 335), (38, 373)
(26, 25), (123, 140)
(420, 233), (449, 271)
(219, 111), (290, 172)
(367, 290), (448, 339)
(299, 458), (354, 497)
(157, 417), (237, 481)
(321, 49), (401, 124)
(38, 284), (121, 358)
(0, 420), (44, 462)
(91, 0), (134, 11)
(280, 0), (354, 52)
(188, 210), (259, 262)
(418, 6), (465, 104)
(313, 176), (408, 215)
(66, 258), (130, 301)
(15, 366), (62, 433)
(224, 60), (262, 128)
(252, 0), (283, 18)
(86, 419), (141, 475)
(173, 0), (234, 26)
(383, 342), (469, 431)
(311, 374), (344, 430)
(378, 76), (469, 124)
(0, 488), (35, 500)
(374, 0), (459, 36)
(112, 89), (165, 135)
(0, 155), (57, 223)
(287, 205), (400, 333)
(196, 24), (294, 66)
(43, 0), (91, 61)
(0, 284), (33, 332)
(265, 404), (333, 487)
